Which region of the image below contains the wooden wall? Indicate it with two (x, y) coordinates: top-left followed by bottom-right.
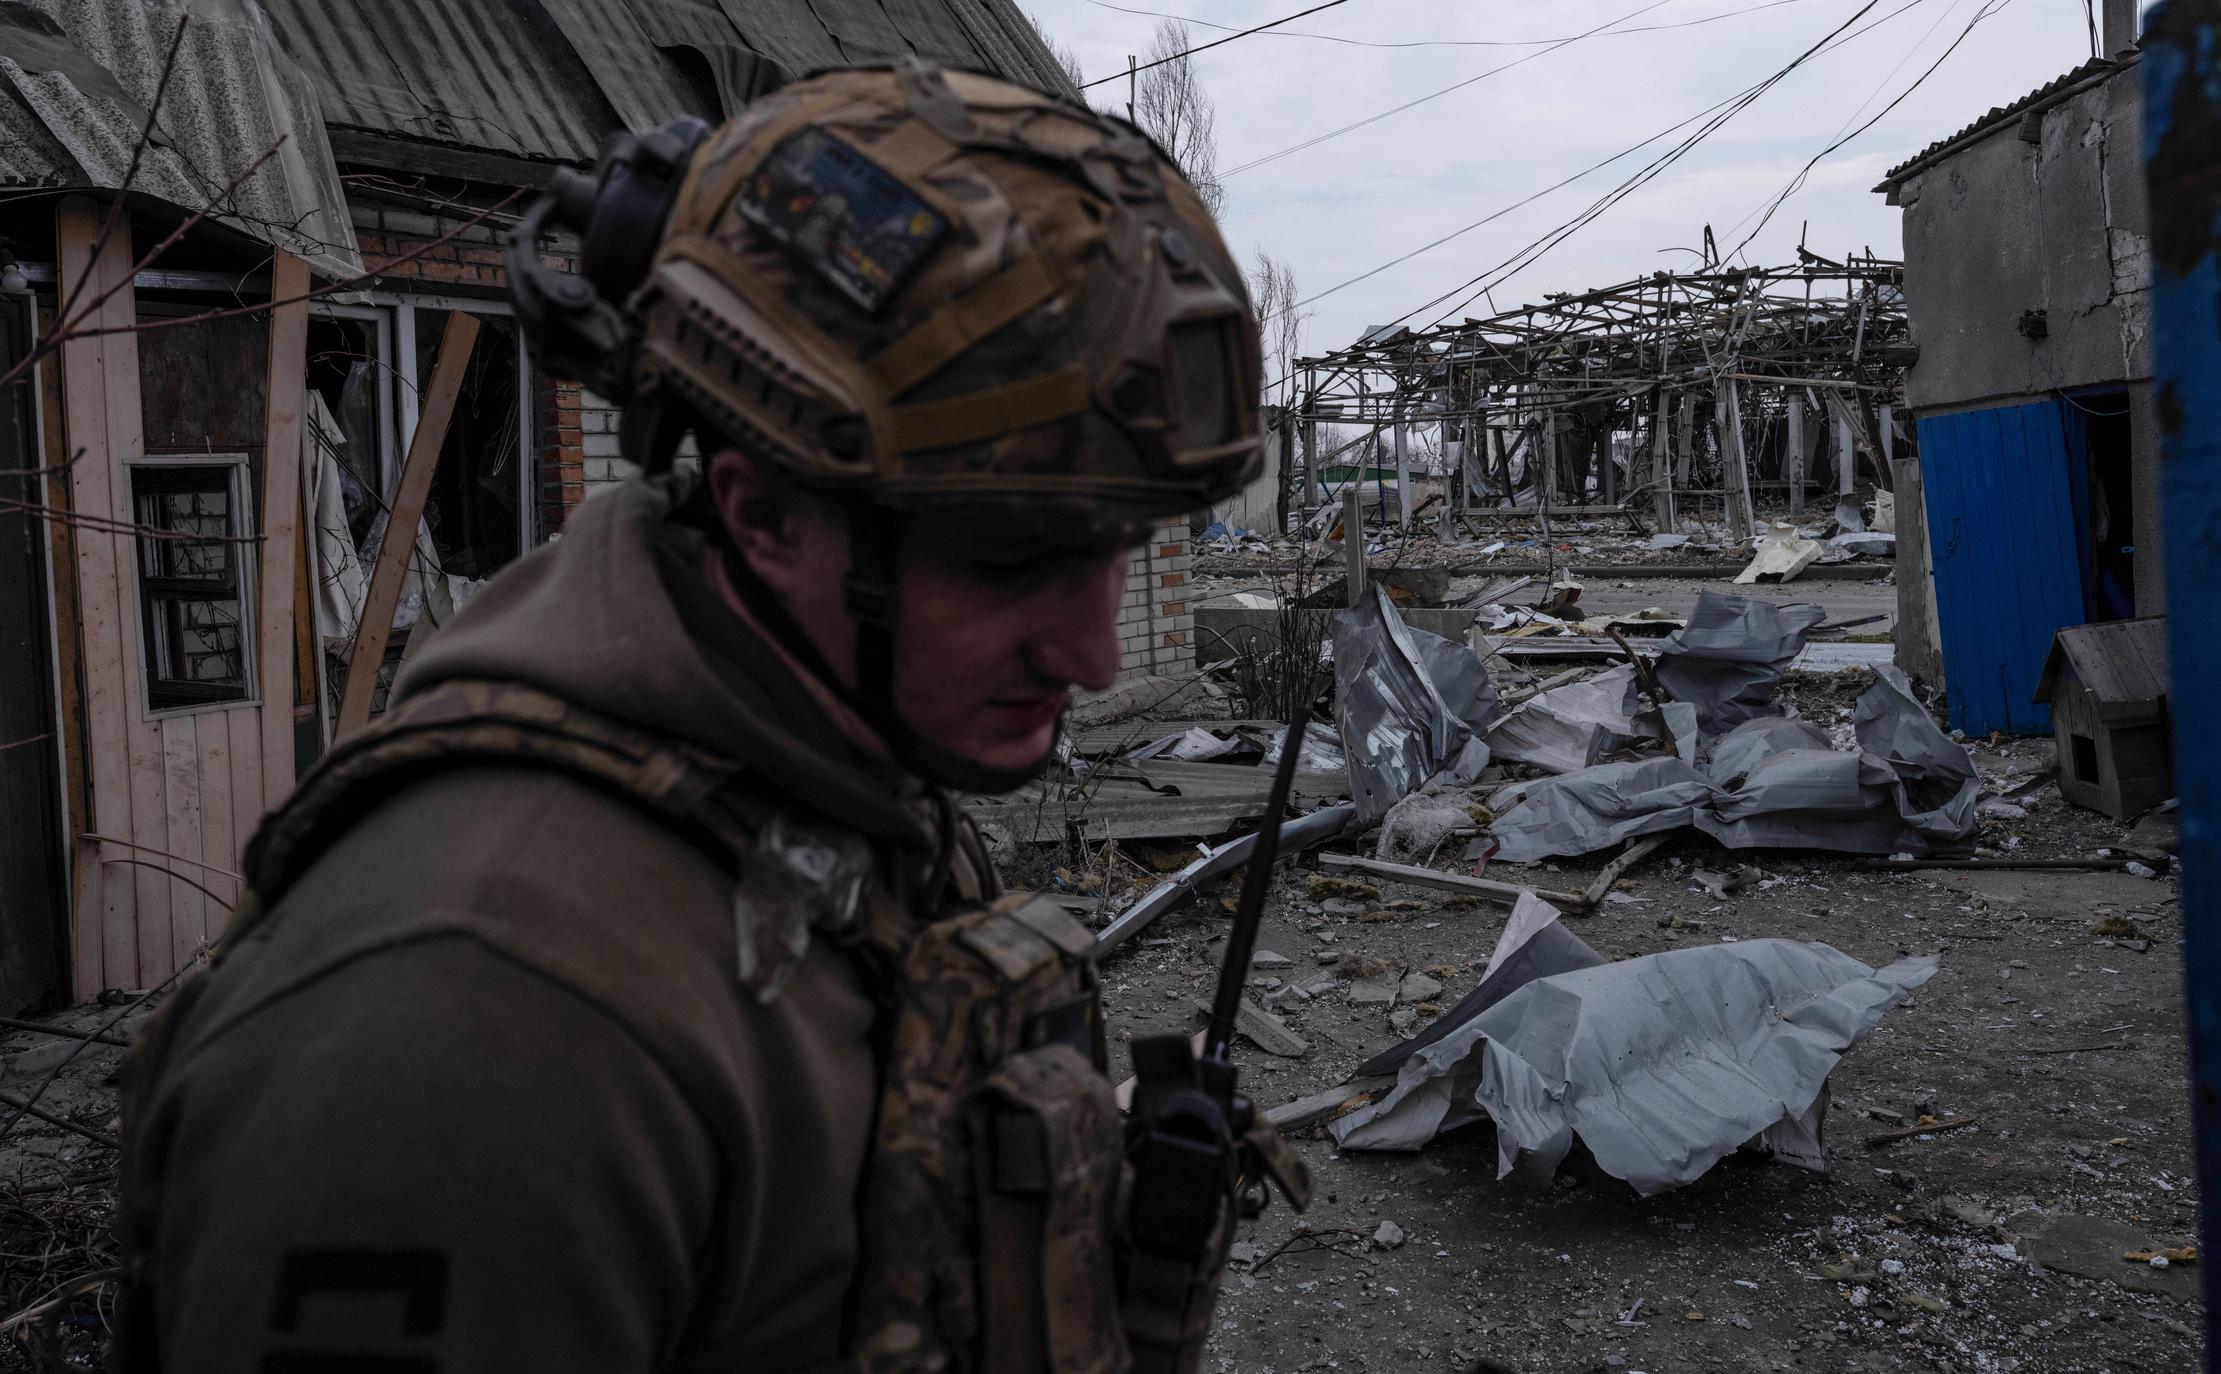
(50, 200), (307, 999)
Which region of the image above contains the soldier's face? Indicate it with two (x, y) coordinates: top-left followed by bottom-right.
(889, 524), (1130, 775)
(709, 453), (1128, 777)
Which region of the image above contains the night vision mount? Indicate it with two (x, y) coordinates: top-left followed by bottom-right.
(506, 117), (710, 403)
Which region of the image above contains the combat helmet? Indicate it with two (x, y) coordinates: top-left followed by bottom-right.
(508, 61), (1262, 537)
(506, 62), (1261, 781)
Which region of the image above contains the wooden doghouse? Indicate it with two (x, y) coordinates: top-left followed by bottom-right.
(2032, 618), (2172, 820)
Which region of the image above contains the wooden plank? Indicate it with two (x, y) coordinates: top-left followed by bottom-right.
(1317, 852), (1586, 909)
(255, 249), (312, 810)
(291, 513), (315, 717)
(197, 708), (238, 917)
(54, 199), (137, 995)
(1068, 718), (1282, 756)
(231, 668), (264, 862)
(1265, 1079), (1392, 1131)
(336, 311), (479, 737)
(160, 714), (203, 962)
(95, 244), (171, 994)
(33, 294), (100, 1002)
(1576, 834), (1668, 911)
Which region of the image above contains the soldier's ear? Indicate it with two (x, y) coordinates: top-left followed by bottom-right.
(706, 448), (845, 596)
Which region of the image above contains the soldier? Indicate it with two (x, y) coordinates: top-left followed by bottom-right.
(113, 63), (1302, 1373)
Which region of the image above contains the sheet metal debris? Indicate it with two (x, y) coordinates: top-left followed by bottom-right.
(1331, 892), (1937, 1195)
(1484, 662), (1697, 776)
(1653, 591), (1827, 737)
(1734, 522), (1821, 584)
(1486, 665), (1979, 862)
(1332, 584), (1499, 823)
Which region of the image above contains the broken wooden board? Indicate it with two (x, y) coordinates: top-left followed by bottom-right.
(971, 764), (1345, 843)
(1265, 1078), (1393, 1131)
(1067, 718), (1283, 757)
(1318, 852), (1586, 909)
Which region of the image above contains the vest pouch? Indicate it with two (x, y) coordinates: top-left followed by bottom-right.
(850, 894), (1127, 1374)
(971, 1044), (1127, 1374)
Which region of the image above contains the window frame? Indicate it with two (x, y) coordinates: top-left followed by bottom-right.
(126, 453), (257, 718)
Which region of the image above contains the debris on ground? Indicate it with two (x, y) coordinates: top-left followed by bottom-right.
(1328, 893), (1935, 1194)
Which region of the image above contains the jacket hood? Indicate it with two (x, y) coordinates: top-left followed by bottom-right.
(394, 476), (937, 849)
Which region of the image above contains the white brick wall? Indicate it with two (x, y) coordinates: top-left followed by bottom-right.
(579, 390), (634, 491)
(1118, 515), (1193, 681)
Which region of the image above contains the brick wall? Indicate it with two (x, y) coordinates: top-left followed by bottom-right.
(1119, 516), (1194, 680)
(580, 389), (632, 494)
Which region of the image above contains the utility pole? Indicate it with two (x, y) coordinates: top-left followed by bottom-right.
(2144, 2), (2221, 1352)
(1127, 55), (1137, 122)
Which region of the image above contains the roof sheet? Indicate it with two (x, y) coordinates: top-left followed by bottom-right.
(4, 0), (1074, 245)
(1877, 54), (2130, 189)
(2035, 616), (2171, 721)
(255, 0), (1077, 165)
(0, 0), (361, 277)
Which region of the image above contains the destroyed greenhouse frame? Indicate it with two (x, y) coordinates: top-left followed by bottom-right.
(1286, 254), (1915, 543)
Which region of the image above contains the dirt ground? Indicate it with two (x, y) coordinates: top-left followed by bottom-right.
(0, 673), (2193, 1372)
(1096, 718), (2199, 1374)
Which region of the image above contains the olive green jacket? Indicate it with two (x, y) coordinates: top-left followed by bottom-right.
(121, 477), (982, 1371)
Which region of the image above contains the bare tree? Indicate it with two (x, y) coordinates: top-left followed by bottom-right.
(1246, 251), (1308, 408)
(1025, 9), (1086, 93)
(1133, 20), (1223, 216)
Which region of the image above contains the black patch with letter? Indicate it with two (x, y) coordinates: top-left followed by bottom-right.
(739, 127), (948, 312)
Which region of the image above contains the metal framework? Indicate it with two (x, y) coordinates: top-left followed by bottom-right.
(1288, 251), (1915, 540)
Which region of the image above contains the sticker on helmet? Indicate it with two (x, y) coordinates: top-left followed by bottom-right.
(738, 128), (948, 312)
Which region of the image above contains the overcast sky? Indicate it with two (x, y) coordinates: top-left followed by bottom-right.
(1020, 0), (2123, 367)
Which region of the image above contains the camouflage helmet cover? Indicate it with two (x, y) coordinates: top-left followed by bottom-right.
(627, 63), (1263, 534)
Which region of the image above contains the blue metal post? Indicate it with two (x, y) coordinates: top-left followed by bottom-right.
(2144, 0), (2221, 1344)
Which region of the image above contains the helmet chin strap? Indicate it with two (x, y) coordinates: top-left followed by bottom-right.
(722, 504), (1058, 798)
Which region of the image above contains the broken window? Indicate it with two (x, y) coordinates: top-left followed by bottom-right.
(414, 309), (528, 579)
(130, 460), (252, 710)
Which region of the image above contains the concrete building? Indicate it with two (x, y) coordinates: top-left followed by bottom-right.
(1876, 3), (2158, 735)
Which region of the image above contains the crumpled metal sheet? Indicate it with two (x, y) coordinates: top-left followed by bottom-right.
(1331, 892), (1937, 1195)
(1653, 591), (1827, 736)
(1332, 584), (1499, 824)
(1486, 665), (1979, 862)
(1733, 522), (1822, 585)
(1485, 662), (1698, 775)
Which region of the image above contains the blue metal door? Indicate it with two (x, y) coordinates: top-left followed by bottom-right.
(1916, 400), (2089, 735)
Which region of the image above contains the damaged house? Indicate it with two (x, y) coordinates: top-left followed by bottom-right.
(1877, 0), (2162, 735)
(0, 0), (1199, 1010)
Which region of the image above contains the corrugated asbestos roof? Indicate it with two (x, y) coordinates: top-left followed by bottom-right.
(258, 0), (1078, 164)
(0, 0), (363, 278)
(1, 0), (1073, 271)
(1876, 54), (2130, 189)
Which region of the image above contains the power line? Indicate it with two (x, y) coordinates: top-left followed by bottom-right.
(1273, 0), (1932, 332)
(1220, 0), (1678, 179)
(1410, 2), (1892, 331)
(1085, 0), (1822, 50)
(1725, 0), (2016, 259)
(1075, 0), (1356, 89)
